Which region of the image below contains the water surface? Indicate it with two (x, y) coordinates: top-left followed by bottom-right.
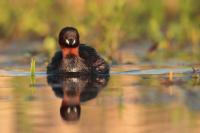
(0, 65), (200, 133)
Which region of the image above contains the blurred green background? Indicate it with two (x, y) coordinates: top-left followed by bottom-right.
(0, 0), (200, 63)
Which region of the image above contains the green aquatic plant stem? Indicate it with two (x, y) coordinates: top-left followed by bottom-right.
(30, 58), (36, 77)
(30, 58), (36, 90)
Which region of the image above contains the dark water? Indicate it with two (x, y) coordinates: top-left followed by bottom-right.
(1, 66), (200, 133)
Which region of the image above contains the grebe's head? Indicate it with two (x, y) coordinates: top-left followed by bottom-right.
(58, 27), (80, 48)
(59, 27), (80, 57)
(60, 103), (81, 121)
(60, 87), (81, 121)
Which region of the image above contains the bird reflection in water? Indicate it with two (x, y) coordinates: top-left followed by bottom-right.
(47, 74), (109, 121)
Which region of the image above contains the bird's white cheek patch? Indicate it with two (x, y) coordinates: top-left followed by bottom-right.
(70, 78), (78, 83)
(67, 108), (71, 114)
(69, 68), (77, 72)
(65, 39), (70, 45)
(72, 40), (76, 45)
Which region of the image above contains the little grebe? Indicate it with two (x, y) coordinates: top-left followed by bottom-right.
(47, 74), (109, 121)
(47, 27), (110, 75)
